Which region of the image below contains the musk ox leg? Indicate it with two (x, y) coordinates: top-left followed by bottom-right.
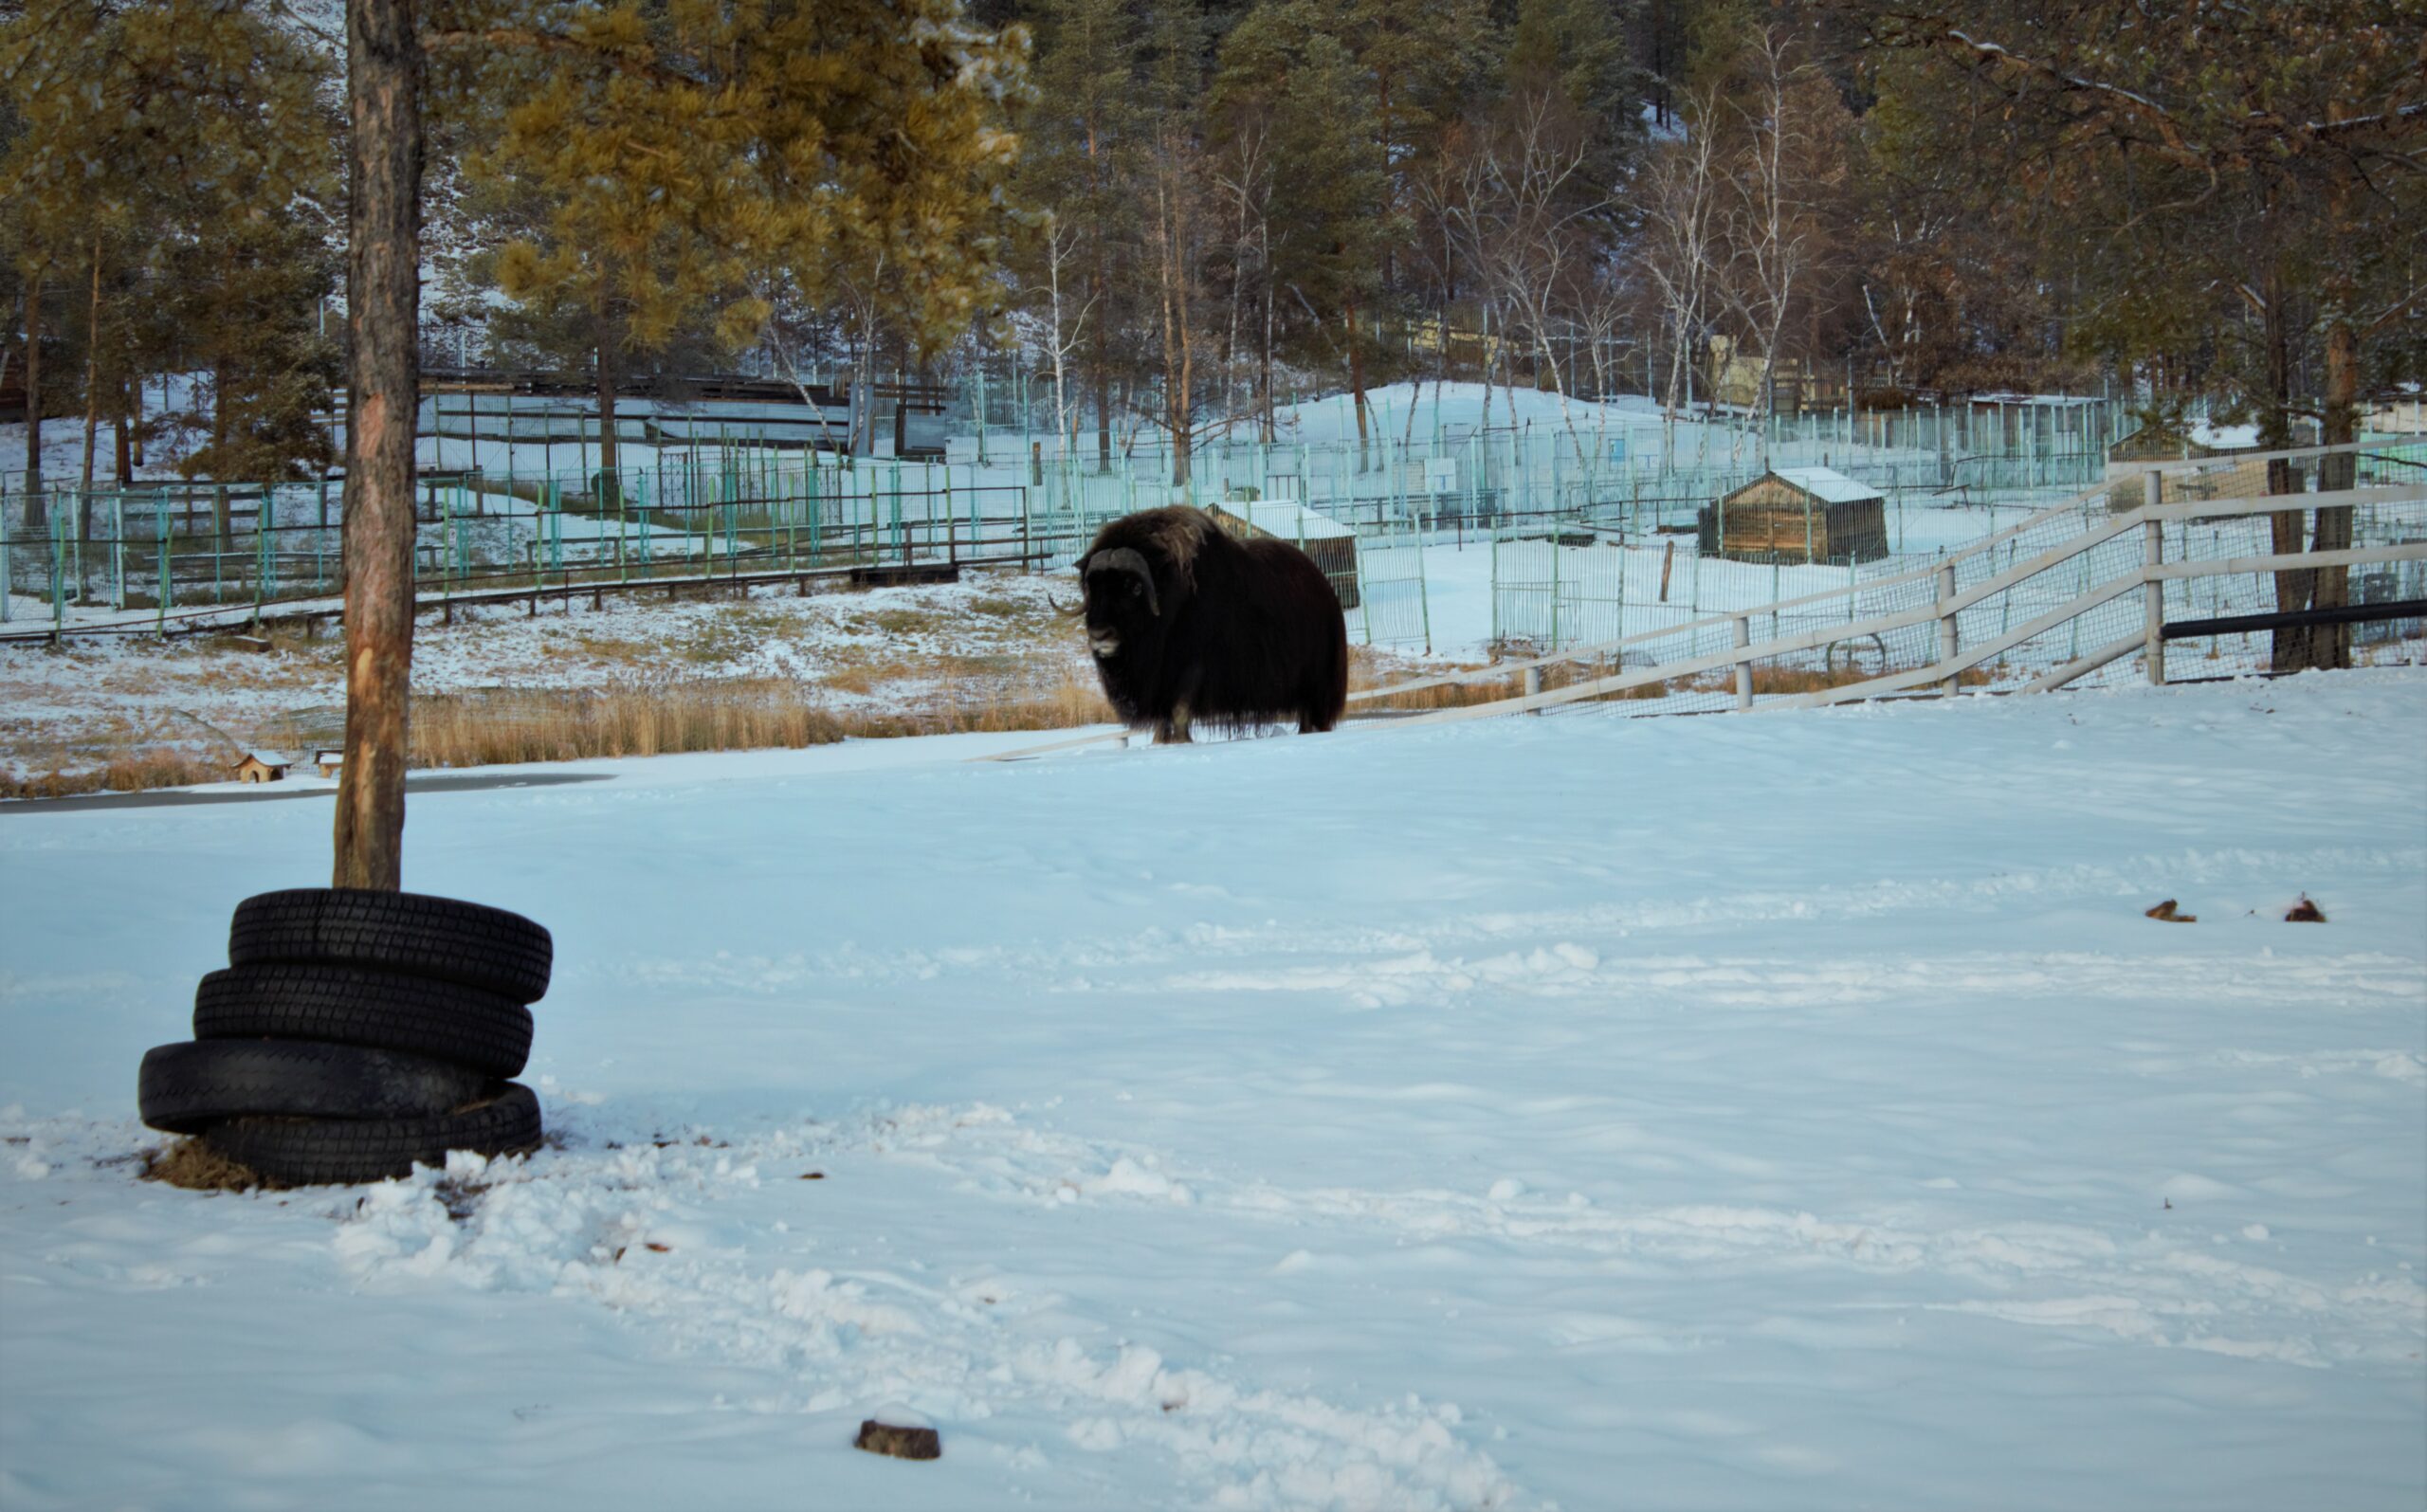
(1299, 653), (1347, 733)
(1154, 702), (1195, 744)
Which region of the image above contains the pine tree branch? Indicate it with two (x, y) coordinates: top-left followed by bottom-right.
(1865, 10), (2217, 171)
(417, 27), (696, 87)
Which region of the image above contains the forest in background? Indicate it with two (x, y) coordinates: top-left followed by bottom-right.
(3, 0), (2421, 492)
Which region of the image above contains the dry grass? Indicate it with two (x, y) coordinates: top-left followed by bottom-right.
(0, 748), (225, 800)
(139, 1138), (269, 1192)
(411, 682), (847, 766)
(408, 671), (1117, 769)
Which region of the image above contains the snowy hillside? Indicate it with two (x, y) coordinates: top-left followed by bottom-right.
(2, 672), (2423, 1509)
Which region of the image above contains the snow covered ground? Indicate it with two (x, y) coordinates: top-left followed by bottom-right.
(3, 671), (2422, 1509)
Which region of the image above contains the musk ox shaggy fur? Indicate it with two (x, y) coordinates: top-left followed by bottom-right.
(1075, 505), (1349, 743)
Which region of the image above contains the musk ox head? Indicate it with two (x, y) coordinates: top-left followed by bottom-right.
(1073, 510), (1204, 665)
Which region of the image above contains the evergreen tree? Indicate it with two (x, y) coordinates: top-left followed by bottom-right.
(440, 0), (1023, 477)
(1211, 0), (1388, 446)
(0, 0), (337, 508)
(1012, 0), (1141, 467)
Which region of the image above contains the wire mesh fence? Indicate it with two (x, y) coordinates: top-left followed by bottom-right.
(1356, 439), (2427, 722)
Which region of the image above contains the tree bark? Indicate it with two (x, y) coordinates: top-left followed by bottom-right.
(1345, 293), (1369, 469)
(115, 372), (133, 484)
(333, 0), (424, 892)
(1091, 267), (1112, 472)
(2312, 308), (2359, 668)
(1260, 254), (1276, 445)
(593, 318), (620, 491)
(24, 267), (45, 528)
(2256, 264), (2317, 673)
(81, 238), (102, 501)
(2311, 160), (2364, 670)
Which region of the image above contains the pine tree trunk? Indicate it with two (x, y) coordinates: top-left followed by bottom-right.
(1260, 269), (1276, 446)
(333, 0), (424, 893)
(2257, 267), (2317, 672)
(114, 373), (132, 484)
(593, 323), (620, 490)
(1346, 294), (1369, 471)
(81, 240), (102, 501)
(24, 268), (45, 527)
(212, 360), (231, 550)
(2312, 311), (2358, 668)
(2308, 160), (2363, 670)
(1091, 267), (1111, 472)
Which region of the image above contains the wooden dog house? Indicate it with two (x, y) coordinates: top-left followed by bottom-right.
(233, 751), (294, 783)
(1697, 467), (1889, 564)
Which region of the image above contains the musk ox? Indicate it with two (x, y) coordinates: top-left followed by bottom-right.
(1075, 505), (1348, 743)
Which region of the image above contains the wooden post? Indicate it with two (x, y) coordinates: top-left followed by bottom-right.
(1524, 663), (1542, 714)
(2144, 470), (2165, 685)
(1936, 560), (1959, 696)
(331, 0), (423, 892)
(1733, 614), (1753, 710)
(1658, 538), (1675, 603)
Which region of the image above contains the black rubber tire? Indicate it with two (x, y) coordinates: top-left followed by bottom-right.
(137, 1040), (495, 1136)
(193, 963), (534, 1079)
(201, 1084), (544, 1187)
(228, 889), (553, 1004)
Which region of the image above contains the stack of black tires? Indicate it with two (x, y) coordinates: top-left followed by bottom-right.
(139, 889), (552, 1185)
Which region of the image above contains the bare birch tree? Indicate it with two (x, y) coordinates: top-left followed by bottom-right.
(1637, 89), (1724, 462)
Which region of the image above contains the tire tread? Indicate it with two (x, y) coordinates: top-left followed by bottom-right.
(228, 889), (553, 1003)
(201, 1084), (544, 1187)
(193, 963), (532, 1078)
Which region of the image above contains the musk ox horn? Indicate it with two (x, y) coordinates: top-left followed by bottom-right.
(1086, 546), (1159, 616)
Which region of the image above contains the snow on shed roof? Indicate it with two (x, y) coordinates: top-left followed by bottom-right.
(1766, 467), (1882, 504)
(1209, 500), (1355, 541)
(238, 750), (293, 768)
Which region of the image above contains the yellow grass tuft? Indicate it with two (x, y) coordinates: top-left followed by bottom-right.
(139, 1138), (269, 1192)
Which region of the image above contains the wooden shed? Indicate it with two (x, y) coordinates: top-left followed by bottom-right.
(1697, 467), (1889, 564)
(233, 751), (294, 784)
(314, 749), (344, 778)
(1206, 500), (1360, 610)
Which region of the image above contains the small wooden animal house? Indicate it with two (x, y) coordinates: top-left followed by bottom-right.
(233, 751), (293, 784)
(1697, 467), (1889, 564)
(314, 749), (344, 778)
(1206, 500), (1360, 610)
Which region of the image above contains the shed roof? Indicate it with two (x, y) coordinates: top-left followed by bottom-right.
(1762, 467), (1882, 504)
(1209, 500), (1355, 541)
(238, 750), (293, 768)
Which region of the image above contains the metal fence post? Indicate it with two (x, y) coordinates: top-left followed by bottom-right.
(1936, 558), (1959, 696)
(2144, 469), (2165, 685)
(1733, 612), (1753, 710)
